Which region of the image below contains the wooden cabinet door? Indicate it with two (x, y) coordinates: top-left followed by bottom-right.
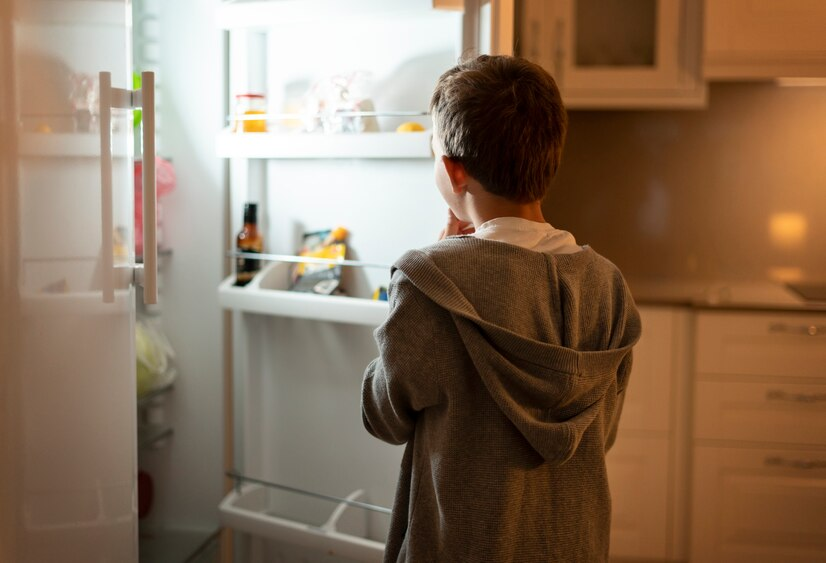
(607, 434), (670, 559)
(694, 380), (826, 446)
(691, 445), (826, 563)
(516, 0), (705, 107)
(705, 0), (826, 78)
(620, 306), (678, 433)
(695, 311), (826, 380)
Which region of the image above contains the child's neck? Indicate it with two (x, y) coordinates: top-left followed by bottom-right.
(469, 194), (546, 228)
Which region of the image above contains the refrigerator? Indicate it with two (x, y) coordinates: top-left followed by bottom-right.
(0, 0), (511, 561)
(1, 0), (153, 561)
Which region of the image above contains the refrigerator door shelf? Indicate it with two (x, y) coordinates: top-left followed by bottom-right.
(215, 129), (433, 160)
(219, 484), (386, 562)
(218, 262), (389, 327)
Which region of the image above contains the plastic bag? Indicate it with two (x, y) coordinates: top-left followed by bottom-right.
(136, 318), (177, 398)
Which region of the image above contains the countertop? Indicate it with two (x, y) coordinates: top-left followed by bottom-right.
(627, 278), (826, 312)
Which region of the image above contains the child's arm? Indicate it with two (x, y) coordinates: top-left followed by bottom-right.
(604, 348), (634, 451)
(361, 271), (441, 444)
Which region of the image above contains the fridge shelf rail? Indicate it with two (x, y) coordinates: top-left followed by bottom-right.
(218, 261), (389, 326)
(227, 472), (391, 515)
(220, 473), (388, 562)
(227, 250), (392, 270)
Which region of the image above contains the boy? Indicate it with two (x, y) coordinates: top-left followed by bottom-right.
(361, 55), (641, 562)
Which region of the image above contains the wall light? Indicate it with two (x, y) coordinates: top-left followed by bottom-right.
(768, 212), (807, 249)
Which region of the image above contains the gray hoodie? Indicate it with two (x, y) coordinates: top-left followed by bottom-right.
(362, 237), (641, 562)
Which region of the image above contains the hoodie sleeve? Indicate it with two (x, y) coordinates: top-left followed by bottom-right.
(604, 348), (633, 452)
(361, 269), (442, 445)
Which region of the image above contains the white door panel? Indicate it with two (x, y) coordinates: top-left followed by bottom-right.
(1, 0), (139, 561)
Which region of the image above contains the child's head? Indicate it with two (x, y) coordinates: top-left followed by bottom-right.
(429, 55), (567, 204)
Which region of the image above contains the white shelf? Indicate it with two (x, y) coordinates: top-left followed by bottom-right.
(20, 132), (129, 158)
(215, 129), (432, 159)
(219, 484), (385, 562)
(216, 0), (438, 29)
(218, 262), (389, 327)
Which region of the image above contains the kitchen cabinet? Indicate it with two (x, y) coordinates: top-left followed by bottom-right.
(704, 0), (826, 79)
(690, 311), (826, 563)
(515, 0), (706, 108)
(606, 306), (692, 561)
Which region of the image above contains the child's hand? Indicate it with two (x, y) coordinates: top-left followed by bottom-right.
(438, 209), (475, 240)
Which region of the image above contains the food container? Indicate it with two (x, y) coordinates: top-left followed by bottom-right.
(234, 93), (267, 133)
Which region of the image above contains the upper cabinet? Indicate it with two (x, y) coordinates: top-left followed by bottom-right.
(514, 0), (706, 109)
(704, 0), (826, 79)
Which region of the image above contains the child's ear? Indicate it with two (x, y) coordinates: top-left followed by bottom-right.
(441, 156), (468, 194)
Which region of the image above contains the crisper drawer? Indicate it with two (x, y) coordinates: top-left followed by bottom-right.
(691, 444), (826, 563)
(694, 380), (826, 446)
(695, 311), (826, 379)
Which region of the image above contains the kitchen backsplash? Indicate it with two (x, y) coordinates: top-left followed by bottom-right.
(544, 82), (826, 283)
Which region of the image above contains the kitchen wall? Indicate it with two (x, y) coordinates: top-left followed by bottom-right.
(544, 82), (826, 284)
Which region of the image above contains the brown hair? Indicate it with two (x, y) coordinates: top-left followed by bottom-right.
(429, 55), (567, 203)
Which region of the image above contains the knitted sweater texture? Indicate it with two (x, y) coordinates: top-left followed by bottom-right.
(362, 237), (642, 562)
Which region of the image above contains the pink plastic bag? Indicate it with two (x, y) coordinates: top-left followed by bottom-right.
(134, 157), (176, 256)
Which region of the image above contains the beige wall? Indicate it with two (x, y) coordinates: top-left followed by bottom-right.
(544, 83), (826, 283)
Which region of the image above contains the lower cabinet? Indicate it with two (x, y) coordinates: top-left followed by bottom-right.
(607, 306), (691, 561)
(691, 445), (826, 563)
(606, 307), (826, 562)
(691, 311), (826, 563)
(607, 435), (671, 558)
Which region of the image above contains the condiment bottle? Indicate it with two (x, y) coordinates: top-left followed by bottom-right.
(233, 93), (267, 133)
(234, 203), (263, 286)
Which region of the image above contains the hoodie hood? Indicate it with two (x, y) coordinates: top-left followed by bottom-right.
(394, 241), (641, 465)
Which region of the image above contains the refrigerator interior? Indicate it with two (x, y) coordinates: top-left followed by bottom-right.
(219, 2), (470, 560)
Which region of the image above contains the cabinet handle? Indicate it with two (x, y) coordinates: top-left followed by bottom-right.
(764, 456), (826, 470)
(768, 322), (826, 336)
(765, 389), (826, 403)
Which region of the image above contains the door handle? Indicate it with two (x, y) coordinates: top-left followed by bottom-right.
(98, 71), (115, 303)
(97, 71), (157, 305)
(139, 71), (157, 305)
